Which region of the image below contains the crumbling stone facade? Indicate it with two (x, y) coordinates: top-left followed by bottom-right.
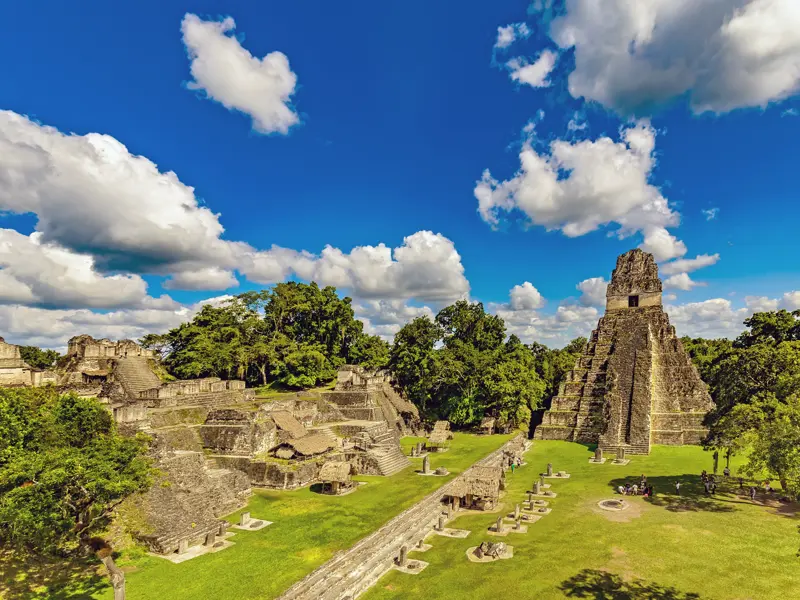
(535, 249), (713, 454)
(0, 337), (57, 387)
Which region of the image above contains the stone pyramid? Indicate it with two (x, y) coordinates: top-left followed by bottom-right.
(534, 249), (713, 454)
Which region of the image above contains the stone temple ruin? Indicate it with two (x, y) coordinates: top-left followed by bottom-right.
(535, 249), (714, 454)
(0, 333), (423, 559)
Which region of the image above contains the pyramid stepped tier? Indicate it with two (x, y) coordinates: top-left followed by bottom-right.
(534, 249), (713, 455)
(113, 357), (162, 397)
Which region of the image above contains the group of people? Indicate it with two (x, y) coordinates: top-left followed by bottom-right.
(617, 474), (654, 497)
(701, 470), (718, 495)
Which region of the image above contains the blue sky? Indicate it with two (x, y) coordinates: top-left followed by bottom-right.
(1, 1), (799, 348)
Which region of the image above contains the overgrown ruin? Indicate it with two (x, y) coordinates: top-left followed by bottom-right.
(534, 249), (713, 454)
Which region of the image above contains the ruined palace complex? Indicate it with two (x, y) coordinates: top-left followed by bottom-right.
(535, 249), (713, 454)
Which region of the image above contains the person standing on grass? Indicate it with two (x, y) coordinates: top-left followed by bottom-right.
(675, 481), (681, 495)
(750, 486), (757, 502)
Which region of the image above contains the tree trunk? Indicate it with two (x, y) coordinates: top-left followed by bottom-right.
(259, 364), (267, 385)
(725, 448), (732, 469)
(87, 538), (125, 600)
(712, 450), (719, 474)
(99, 553), (126, 600)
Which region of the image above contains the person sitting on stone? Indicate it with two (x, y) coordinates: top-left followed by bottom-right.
(618, 485), (625, 495)
(631, 484), (638, 495)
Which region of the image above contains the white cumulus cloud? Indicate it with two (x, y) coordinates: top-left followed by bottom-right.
(495, 23), (531, 49)
(510, 281), (546, 310)
(663, 272), (704, 291)
(660, 253), (720, 275)
(181, 13), (299, 134)
(507, 50), (558, 88)
(475, 121), (684, 261)
(577, 277), (608, 307)
(547, 0), (800, 115)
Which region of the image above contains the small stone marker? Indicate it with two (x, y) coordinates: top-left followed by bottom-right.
(594, 447), (603, 462)
(616, 447), (626, 462)
(398, 545), (408, 567)
(438, 514), (445, 531)
(540, 475), (545, 487)
(514, 503), (520, 520)
(547, 463), (553, 477)
(527, 491), (533, 504)
(534, 481), (541, 495)
(204, 532), (216, 547)
(515, 518), (521, 531)
(475, 545), (484, 559)
(495, 517), (503, 533)
(417, 442), (424, 455)
(217, 522), (226, 536)
(417, 538), (425, 549)
(240, 512), (251, 527)
(178, 539), (189, 555)
(411, 445), (417, 457)
(422, 455), (430, 474)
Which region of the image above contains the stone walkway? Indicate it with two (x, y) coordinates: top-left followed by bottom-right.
(277, 435), (525, 600)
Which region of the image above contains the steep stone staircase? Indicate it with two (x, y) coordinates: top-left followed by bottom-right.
(114, 357), (162, 399)
(366, 423), (409, 476)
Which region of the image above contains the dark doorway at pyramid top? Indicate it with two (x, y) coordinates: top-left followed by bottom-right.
(534, 248), (714, 455)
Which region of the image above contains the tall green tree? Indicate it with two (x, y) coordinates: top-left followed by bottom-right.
(0, 388), (152, 595)
(18, 346), (60, 370)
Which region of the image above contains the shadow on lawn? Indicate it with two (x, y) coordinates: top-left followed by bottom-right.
(608, 475), (740, 513)
(560, 569), (704, 599)
(0, 547), (107, 599)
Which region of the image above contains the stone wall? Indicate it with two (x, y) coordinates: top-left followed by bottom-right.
(125, 450), (250, 555)
(67, 335), (154, 360)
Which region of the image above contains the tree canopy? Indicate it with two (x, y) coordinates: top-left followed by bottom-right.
(18, 346), (60, 370)
(0, 388), (152, 554)
(389, 300), (552, 431)
(142, 283), (389, 389)
(684, 311), (800, 498)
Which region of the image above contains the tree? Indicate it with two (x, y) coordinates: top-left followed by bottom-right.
(742, 395), (800, 498)
(390, 317), (443, 413)
(734, 310), (800, 348)
(349, 334), (390, 370)
(0, 388), (152, 596)
(18, 346), (60, 370)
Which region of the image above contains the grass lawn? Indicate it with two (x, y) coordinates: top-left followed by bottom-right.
(362, 441), (800, 600)
(60, 432), (509, 600)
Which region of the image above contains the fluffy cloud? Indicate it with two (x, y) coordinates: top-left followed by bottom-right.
(0, 229), (154, 309)
(495, 23), (531, 49)
(509, 282), (545, 310)
(702, 208), (720, 221)
(240, 231), (470, 304)
(0, 296), (230, 351)
(745, 295), (779, 313)
(547, 0), (800, 115)
(0, 111), (467, 309)
(475, 121), (684, 260)
(660, 254), (720, 275)
(181, 14), (299, 134)
(577, 277), (608, 307)
(663, 272), (704, 291)
(163, 267), (239, 291)
(779, 291), (800, 310)
(666, 298), (749, 339)
(354, 300), (435, 340)
(0, 110), (243, 279)
(506, 50), (558, 88)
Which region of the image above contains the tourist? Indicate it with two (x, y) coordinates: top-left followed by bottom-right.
(675, 481), (681, 495)
(632, 483), (638, 496)
(703, 480), (710, 495)
(511, 463), (515, 474)
(711, 482), (717, 495)
(739, 477), (744, 489)
(750, 486), (757, 502)
(618, 485), (625, 495)
(723, 466), (730, 478)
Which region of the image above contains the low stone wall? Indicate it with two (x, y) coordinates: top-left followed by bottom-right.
(248, 459), (322, 489)
(148, 389), (247, 409)
(277, 435), (525, 600)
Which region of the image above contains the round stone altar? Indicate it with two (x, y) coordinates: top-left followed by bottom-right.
(597, 499), (629, 512)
